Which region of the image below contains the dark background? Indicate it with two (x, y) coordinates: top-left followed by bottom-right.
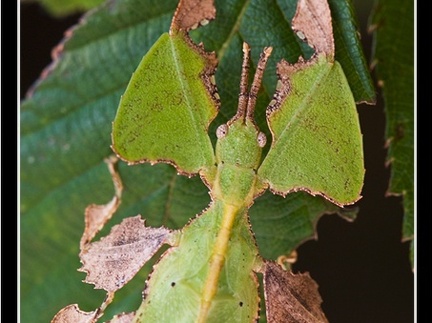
(20, 1), (414, 322)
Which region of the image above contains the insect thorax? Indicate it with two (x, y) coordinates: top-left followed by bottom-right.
(213, 120), (264, 205)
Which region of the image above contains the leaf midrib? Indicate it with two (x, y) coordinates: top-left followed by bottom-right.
(216, 0), (251, 62)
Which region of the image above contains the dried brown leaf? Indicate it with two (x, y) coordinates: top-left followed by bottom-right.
(79, 215), (172, 292)
(52, 292), (114, 323)
(170, 0), (216, 32)
(263, 261), (328, 323)
(51, 304), (99, 323)
(81, 198), (120, 249)
(80, 156), (123, 250)
(105, 312), (136, 323)
(292, 0), (334, 57)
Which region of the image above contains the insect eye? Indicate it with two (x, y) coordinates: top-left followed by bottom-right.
(257, 132), (267, 147)
(216, 124), (228, 139)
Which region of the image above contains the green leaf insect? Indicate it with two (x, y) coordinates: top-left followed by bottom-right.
(257, 0), (364, 206)
(54, 0), (364, 322)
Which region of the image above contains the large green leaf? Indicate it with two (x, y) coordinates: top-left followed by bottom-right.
(20, 0), (371, 321)
(370, 0), (414, 267)
(23, 0), (105, 17)
(328, 0), (376, 103)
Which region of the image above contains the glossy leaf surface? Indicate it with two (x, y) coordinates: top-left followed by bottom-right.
(30, 0), (104, 17)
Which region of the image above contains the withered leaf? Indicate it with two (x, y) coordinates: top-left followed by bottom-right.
(51, 304), (98, 323)
(291, 0), (334, 57)
(52, 285), (114, 322)
(81, 198), (121, 250)
(104, 312), (136, 323)
(170, 0), (216, 32)
(80, 156), (123, 250)
(263, 261), (328, 323)
(79, 215), (172, 292)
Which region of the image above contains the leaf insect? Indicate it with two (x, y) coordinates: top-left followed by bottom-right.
(53, 0), (364, 322)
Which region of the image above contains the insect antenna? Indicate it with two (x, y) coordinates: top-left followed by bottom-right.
(235, 43), (273, 124)
(236, 42), (251, 123)
(246, 46), (273, 121)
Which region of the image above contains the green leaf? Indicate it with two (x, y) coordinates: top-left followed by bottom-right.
(250, 191), (356, 260)
(20, 0), (370, 321)
(26, 0), (105, 17)
(328, 0), (376, 103)
(370, 0), (414, 267)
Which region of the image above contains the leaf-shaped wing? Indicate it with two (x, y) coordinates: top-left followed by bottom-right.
(112, 31), (218, 175)
(258, 0), (364, 206)
(258, 55), (364, 206)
